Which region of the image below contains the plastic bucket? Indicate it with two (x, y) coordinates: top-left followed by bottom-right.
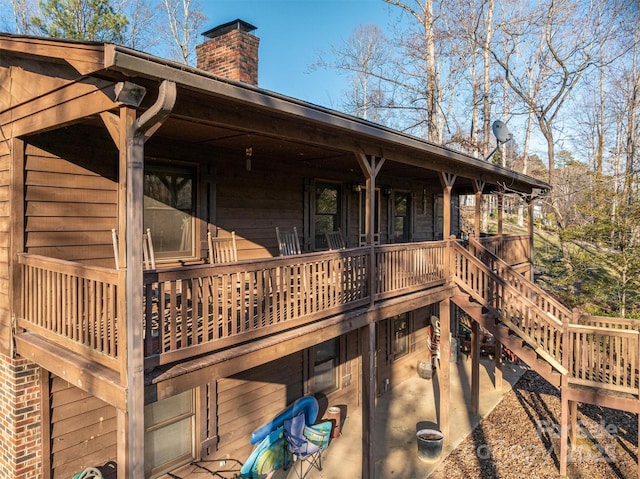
(416, 429), (444, 461)
(326, 406), (341, 438)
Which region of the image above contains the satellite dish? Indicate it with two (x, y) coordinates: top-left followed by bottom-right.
(492, 120), (513, 143)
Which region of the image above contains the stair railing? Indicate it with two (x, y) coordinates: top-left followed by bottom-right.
(451, 241), (566, 374)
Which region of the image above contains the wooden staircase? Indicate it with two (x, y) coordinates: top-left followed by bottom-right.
(451, 293), (562, 387)
(451, 237), (640, 478)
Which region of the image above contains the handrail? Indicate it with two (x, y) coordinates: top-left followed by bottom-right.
(467, 236), (572, 323)
(452, 241), (566, 373)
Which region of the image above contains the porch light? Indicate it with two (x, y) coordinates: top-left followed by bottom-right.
(351, 184), (362, 193)
(114, 81), (147, 107)
(245, 147), (253, 171)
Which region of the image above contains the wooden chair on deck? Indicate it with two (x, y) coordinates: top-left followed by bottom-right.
(325, 229), (346, 250)
(208, 231), (238, 264)
(111, 228), (156, 270)
(276, 227), (301, 256)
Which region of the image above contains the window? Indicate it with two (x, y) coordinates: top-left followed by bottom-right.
(144, 164), (196, 260)
(393, 192), (411, 242)
(144, 390), (196, 478)
(314, 182), (341, 250)
(311, 338), (339, 394)
(392, 314), (409, 359)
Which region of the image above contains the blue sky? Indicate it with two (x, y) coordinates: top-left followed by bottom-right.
(200, 0), (396, 109)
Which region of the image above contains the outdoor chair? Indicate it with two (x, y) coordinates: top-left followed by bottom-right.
(325, 229), (346, 250)
(208, 230), (238, 264)
(111, 228), (156, 270)
(276, 227), (301, 256)
(283, 413), (332, 479)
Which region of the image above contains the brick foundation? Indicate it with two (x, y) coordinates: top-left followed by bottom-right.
(0, 353), (42, 479)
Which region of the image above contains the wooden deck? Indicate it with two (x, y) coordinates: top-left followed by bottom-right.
(15, 241), (449, 378)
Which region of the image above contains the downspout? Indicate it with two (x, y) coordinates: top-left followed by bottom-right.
(122, 80), (176, 479)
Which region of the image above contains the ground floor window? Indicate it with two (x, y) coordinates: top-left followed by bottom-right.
(311, 338), (340, 394)
(144, 390), (196, 478)
(392, 314), (409, 359)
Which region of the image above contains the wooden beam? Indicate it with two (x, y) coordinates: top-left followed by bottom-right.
(0, 78), (119, 137)
(528, 199), (535, 282)
(361, 321), (376, 479)
(0, 36), (105, 75)
(14, 333), (126, 409)
(147, 285), (457, 401)
(494, 342), (503, 391)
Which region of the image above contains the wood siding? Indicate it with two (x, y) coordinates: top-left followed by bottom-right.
(49, 375), (117, 479)
(24, 141), (118, 268)
(0, 140), (10, 355)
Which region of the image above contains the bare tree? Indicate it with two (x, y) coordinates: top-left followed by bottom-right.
(2, 0), (39, 34)
(114, 0), (159, 51)
(159, 0), (206, 65)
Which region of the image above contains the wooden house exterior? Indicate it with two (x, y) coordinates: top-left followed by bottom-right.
(1, 24), (637, 479)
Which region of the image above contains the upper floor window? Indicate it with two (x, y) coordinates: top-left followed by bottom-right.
(315, 182), (341, 250)
(393, 191), (411, 243)
(144, 164), (196, 260)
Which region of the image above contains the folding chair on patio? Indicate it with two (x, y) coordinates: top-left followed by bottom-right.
(283, 413), (332, 479)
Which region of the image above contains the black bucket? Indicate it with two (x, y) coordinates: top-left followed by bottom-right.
(416, 428), (444, 461)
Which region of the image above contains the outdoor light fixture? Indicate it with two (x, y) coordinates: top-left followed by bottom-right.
(245, 147), (253, 171)
(352, 184), (362, 193)
(114, 81), (147, 107)
(483, 120), (513, 162)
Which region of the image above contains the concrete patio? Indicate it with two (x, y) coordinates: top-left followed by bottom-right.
(287, 357), (526, 478)
(171, 357), (527, 479)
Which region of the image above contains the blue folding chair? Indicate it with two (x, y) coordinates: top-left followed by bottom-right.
(283, 413), (332, 478)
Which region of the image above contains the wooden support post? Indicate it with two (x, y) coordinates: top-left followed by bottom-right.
(438, 173), (456, 239)
(528, 199), (535, 282)
(560, 315), (570, 477)
(471, 320), (480, 416)
(560, 388), (569, 476)
(569, 400), (577, 446)
(361, 322), (376, 479)
(9, 138), (25, 358)
(439, 299), (451, 441)
(122, 106), (146, 479)
(494, 342), (502, 391)
(497, 194), (504, 235)
(473, 180), (485, 239)
(355, 154), (385, 307)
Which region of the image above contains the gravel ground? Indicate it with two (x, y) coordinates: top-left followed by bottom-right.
(429, 370), (639, 479)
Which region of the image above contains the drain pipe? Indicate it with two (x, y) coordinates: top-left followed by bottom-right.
(122, 79), (176, 479)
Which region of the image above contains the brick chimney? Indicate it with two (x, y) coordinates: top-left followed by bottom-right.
(196, 19), (259, 86)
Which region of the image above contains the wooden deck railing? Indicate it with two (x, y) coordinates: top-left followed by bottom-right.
(17, 253), (121, 371)
(144, 248), (372, 364)
(374, 242), (447, 299)
(16, 242), (449, 370)
(475, 234), (530, 267)
(566, 324), (640, 394)
(452, 241), (565, 372)
(459, 239), (640, 392)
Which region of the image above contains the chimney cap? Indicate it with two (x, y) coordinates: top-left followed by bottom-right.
(202, 19), (257, 39)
